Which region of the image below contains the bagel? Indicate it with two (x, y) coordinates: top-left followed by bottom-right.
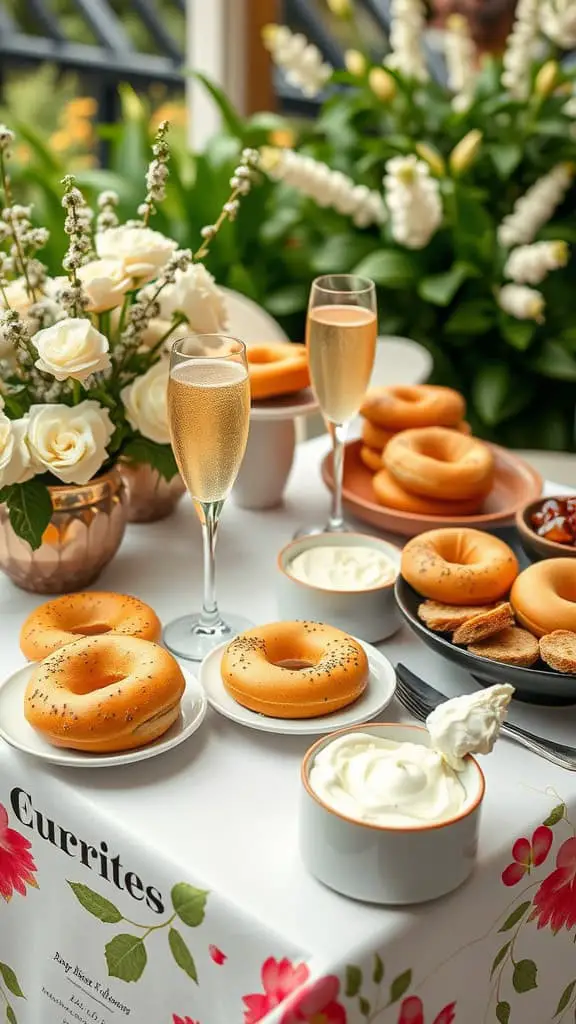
(361, 385), (465, 431)
(221, 621), (369, 719)
(361, 420), (395, 451)
(360, 445), (384, 473)
(372, 467), (484, 515)
(384, 427), (494, 501)
(511, 559), (576, 638)
(402, 527), (519, 604)
(23, 635), (186, 752)
(20, 592), (162, 662)
(247, 342), (309, 401)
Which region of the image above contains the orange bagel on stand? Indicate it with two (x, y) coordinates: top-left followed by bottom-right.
(402, 527), (519, 604)
(384, 427), (494, 501)
(373, 468), (484, 515)
(221, 621), (369, 719)
(24, 635), (186, 753)
(511, 559), (576, 638)
(247, 342), (309, 400)
(361, 385), (465, 431)
(20, 592), (162, 662)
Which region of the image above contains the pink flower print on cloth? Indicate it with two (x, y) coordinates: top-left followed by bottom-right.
(279, 973), (347, 1024)
(172, 1015), (199, 1024)
(0, 802), (38, 901)
(501, 825), (553, 886)
(397, 996), (456, 1024)
(530, 835), (576, 933)
(243, 957), (310, 1023)
(209, 945), (227, 965)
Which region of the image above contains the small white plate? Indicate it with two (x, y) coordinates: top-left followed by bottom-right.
(0, 664), (207, 768)
(199, 638), (396, 735)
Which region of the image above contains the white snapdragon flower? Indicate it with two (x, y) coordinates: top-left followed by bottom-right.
(262, 148), (387, 228)
(0, 413), (34, 487)
(262, 25), (332, 98)
(501, 0), (540, 99)
(25, 401), (114, 485)
(387, 0), (429, 83)
(498, 164), (573, 248)
(444, 15), (477, 112)
(540, 0), (576, 48)
(121, 360), (170, 445)
(95, 226), (177, 283)
(33, 317), (111, 382)
(499, 284), (545, 322)
(383, 155), (443, 249)
(504, 240), (569, 285)
(152, 263), (228, 334)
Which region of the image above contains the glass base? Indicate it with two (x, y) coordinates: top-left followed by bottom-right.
(163, 612), (254, 662)
(292, 523), (350, 540)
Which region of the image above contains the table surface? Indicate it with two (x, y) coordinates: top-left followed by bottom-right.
(0, 435), (572, 966)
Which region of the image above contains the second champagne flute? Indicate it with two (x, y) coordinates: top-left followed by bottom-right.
(306, 274), (377, 533)
(164, 335), (251, 661)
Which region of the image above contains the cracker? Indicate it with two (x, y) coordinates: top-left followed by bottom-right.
(468, 626), (539, 667)
(453, 603), (514, 645)
(539, 631), (576, 674)
(418, 600), (501, 633)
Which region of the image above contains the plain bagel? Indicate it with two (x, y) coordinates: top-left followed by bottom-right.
(384, 427), (494, 501)
(511, 559), (576, 638)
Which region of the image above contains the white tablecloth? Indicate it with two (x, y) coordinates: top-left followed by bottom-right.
(2, 438), (576, 1024)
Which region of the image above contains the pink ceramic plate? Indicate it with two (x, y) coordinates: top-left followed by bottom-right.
(321, 439), (542, 538)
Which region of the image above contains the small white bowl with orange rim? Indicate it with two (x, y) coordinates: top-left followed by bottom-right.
(300, 722), (486, 905)
(276, 533), (402, 644)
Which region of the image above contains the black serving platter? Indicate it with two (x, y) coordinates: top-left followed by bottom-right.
(394, 573), (576, 707)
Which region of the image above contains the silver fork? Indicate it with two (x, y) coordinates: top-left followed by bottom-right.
(395, 672), (576, 771)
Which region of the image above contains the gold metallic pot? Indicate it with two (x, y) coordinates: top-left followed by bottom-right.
(0, 467), (128, 594)
(119, 460), (186, 524)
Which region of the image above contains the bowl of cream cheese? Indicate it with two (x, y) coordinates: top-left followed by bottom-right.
(277, 534), (401, 643)
(300, 722), (486, 904)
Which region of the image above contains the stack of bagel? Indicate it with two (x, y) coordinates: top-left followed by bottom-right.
(359, 385), (495, 516)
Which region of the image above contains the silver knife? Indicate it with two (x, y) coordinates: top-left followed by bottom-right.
(395, 663), (576, 770)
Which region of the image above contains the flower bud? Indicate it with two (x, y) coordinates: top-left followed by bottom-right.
(535, 60), (559, 99)
(368, 67), (396, 101)
(449, 130), (483, 174)
(326, 0), (352, 17)
(415, 142), (445, 177)
(345, 49), (366, 77)
(258, 146), (281, 173)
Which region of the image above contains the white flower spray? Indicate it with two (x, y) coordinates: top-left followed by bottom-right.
(499, 284), (545, 322)
(262, 25), (332, 98)
(261, 148), (387, 228)
(444, 15), (477, 112)
(387, 0), (429, 83)
(501, 0), (540, 99)
(540, 0), (576, 48)
(498, 164), (574, 248)
(383, 155), (442, 249)
(504, 240), (569, 285)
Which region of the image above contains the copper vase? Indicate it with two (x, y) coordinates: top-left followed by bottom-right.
(0, 467), (128, 594)
(119, 460), (186, 523)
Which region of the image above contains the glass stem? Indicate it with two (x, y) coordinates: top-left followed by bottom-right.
(327, 421), (348, 532)
(198, 500), (224, 629)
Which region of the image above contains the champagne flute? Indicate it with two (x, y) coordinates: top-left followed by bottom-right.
(164, 335), (251, 661)
(306, 274), (377, 533)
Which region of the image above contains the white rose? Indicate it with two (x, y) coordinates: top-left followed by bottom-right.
(26, 401), (114, 485)
(76, 259), (133, 313)
(139, 318), (190, 353)
(155, 263), (228, 334)
(95, 226), (177, 282)
(0, 413), (34, 487)
(33, 317), (111, 382)
(121, 360), (170, 445)
(0, 278), (33, 317)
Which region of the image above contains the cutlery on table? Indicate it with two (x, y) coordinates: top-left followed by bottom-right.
(395, 663), (576, 771)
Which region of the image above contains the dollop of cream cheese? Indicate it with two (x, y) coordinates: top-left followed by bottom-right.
(288, 546), (397, 592)
(308, 733), (466, 827)
(426, 684), (514, 771)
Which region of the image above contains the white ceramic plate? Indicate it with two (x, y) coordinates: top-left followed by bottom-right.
(0, 664), (207, 768)
(199, 638), (396, 735)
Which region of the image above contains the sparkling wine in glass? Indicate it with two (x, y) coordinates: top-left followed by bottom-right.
(163, 335), (251, 661)
(306, 275), (377, 533)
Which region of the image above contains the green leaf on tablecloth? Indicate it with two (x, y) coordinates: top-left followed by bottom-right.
(67, 882), (123, 924)
(496, 1001), (510, 1024)
(171, 883), (209, 928)
(490, 942), (511, 978)
(512, 958), (538, 994)
(389, 969), (412, 1004)
(498, 901), (531, 932)
(168, 928), (198, 984)
(359, 996), (371, 1017)
(345, 965), (362, 998)
(105, 934), (147, 983)
(373, 954), (384, 985)
(555, 979), (576, 1015)
(0, 965), (24, 999)
(544, 804), (566, 827)
(6, 1006), (17, 1024)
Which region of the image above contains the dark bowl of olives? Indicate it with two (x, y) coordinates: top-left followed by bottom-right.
(516, 496), (576, 561)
